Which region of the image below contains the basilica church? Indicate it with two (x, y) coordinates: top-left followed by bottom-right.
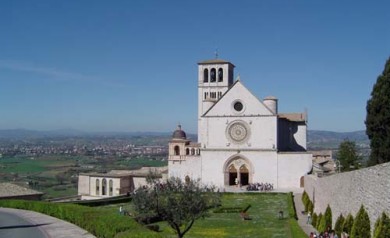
(168, 58), (312, 189)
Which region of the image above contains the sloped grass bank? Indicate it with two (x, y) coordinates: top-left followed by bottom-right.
(0, 200), (161, 238)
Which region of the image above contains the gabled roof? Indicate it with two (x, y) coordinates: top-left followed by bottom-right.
(202, 80), (274, 117)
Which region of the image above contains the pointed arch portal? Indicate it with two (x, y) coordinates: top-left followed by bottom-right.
(224, 156), (253, 186)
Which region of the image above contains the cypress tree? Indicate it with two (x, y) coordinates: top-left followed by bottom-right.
(343, 213), (354, 235)
(318, 213), (327, 232)
(324, 205), (333, 229)
(374, 212), (390, 238)
(316, 213), (323, 230)
(365, 56), (390, 165)
(312, 212), (318, 227)
(308, 200), (314, 214)
(351, 205), (371, 238)
(335, 214), (345, 238)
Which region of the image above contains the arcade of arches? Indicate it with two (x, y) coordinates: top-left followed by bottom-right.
(224, 157), (252, 186)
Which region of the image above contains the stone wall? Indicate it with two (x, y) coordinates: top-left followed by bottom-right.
(304, 162), (390, 232)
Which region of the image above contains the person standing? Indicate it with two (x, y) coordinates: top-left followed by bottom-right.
(307, 211), (312, 224)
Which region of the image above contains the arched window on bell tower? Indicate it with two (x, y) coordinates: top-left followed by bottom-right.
(203, 69), (209, 82)
(210, 68), (216, 82)
(174, 145), (180, 155)
(218, 68), (223, 82)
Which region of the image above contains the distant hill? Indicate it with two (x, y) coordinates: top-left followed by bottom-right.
(307, 130), (369, 150)
(0, 128), (368, 150)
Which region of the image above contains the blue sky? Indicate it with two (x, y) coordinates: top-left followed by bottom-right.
(0, 1), (389, 133)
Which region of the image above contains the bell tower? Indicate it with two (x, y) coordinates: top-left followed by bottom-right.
(197, 58), (235, 142)
(197, 59), (235, 119)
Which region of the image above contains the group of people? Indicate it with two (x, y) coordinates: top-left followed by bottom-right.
(309, 230), (338, 238)
(246, 182), (274, 191)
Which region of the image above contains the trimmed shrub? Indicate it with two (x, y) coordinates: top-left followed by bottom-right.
(308, 200), (314, 214)
(287, 192), (298, 220)
(312, 212), (318, 228)
(324, 204), (332, 229)
(343, 213), (354, 235)
(0, 199), (161, 238)
(317, 212), (327, 232)
(316, 213), (323, 230)
(351, 205), (370, 238)
(374, 212), (390, 238)
(334, 214), (345, 238)
(302, 192), (310, 212)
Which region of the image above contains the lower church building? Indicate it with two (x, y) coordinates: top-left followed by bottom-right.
(168, 58), (312, 189)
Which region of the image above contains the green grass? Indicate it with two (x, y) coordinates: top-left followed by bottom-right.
(103, 193), (307, 238)
(0, 193), (306, 237)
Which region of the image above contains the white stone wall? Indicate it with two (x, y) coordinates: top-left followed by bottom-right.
(132, 177), (148, 189)
(304, 162), (390, 232)
(200, 116), (277, 150)
(168, 156), (202, 181)
(277, 153), (312, 188)
(77, 175), (90, 196)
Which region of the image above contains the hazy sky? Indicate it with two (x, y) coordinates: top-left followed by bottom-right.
(0, 1), (389, 133)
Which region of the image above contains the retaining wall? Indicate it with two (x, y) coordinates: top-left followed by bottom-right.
(304, 162), (390, 232)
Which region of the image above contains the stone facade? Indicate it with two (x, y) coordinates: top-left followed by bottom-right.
(304, 162), (390, 233)
(168, 58), (312, 189)
(77, 167), (167, 200)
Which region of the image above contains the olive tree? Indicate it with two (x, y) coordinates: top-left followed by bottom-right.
(132, 175), (221, 238)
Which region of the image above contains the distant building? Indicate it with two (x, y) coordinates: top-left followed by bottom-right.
(0, 182), (43, 200)
(77, 167), (167, 200)
(310, 150), (336, 176)
(168, 58), (312, 189)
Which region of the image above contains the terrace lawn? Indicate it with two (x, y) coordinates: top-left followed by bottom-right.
(115, 193), (306, 238)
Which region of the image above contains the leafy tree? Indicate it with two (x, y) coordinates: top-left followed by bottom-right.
(374, 212), (390, 238)
(343, 213), (354, 235)
(132, 175), (221, 238)
(317, 213), (325, 231)
(366, 57), (390, 165)
(334, 214), (345, 238)
(337, 140), (361, 171)
(351, 205), (371, 238)
(55, 172), (67, 185)
(324, 205), (332, 229)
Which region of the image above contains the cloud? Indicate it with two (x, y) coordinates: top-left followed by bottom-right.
(0, 60), (96, 82)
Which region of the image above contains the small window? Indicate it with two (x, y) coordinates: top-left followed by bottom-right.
(186, 148), (189, 155)
(102, 178), (107, 196)
(218, 68), (223, 82)
(185, 176), (190, 184)
(191, 148), (195, 155)
(174, 145), (180, 155)
(234, 101), (243, 112)
(109, 180), (113, 196)
(210, 68), (216, 82)
(203, 69), (209, 82)
(96, 179), (100, 195)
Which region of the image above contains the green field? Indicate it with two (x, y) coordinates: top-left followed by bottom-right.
(0, 155), (167, 199)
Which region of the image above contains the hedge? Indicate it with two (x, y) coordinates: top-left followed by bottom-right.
(0, 200), (161, 238)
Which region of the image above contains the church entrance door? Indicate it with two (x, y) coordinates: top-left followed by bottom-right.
(224, 157), (252, 186)
(228, 165), (237, 186)
(240, 165), (249, 186)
